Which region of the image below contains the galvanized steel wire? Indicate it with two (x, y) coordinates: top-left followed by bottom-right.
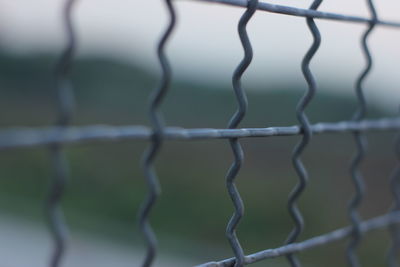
(225, 0), (258, 264)
(1, 0), (400, 267)
(197, 211), (400, 267)
(46, 1), (77, 266)
(285, 1), (322, 266)
(387, 112), (400, 267)
(1, 118), (400, 150)
(195, 0), (400, 28)
(137, 0), (176, 266)
(347, 1), (377, 266)
(388, 119), (400, 267)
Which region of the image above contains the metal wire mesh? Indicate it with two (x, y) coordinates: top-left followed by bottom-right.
(1, 0), (400, 266)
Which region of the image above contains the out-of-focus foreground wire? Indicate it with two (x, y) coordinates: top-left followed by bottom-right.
(346, 1), (377, 266)
(46, 0), (78, 266)
(137, 0), (176, 266)
(388, 125), (400, 267)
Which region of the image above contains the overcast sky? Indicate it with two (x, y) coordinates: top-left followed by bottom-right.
(0, 0), (399, 112)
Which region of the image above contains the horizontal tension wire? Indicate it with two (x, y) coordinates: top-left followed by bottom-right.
(193, 0), (400, 28)
(197, 211), (400, 267)
(1, 118), (400, 150)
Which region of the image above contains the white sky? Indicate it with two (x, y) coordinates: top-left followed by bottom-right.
(0, 0), (399, 112)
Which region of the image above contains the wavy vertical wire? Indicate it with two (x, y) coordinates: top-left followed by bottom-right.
(137, 0), (176, 266)
(347, 1), (377, 266)
(225, 0), (258, 266)
(388, 126), (400, 267)
(47, 0), (77, 267)
(285, 1), (322, 267)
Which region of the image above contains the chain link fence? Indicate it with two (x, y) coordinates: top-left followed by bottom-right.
(1, 0), (400, 266)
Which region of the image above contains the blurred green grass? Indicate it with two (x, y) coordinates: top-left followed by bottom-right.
(0, 52), (398, 266)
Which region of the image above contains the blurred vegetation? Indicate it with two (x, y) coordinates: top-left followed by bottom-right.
(0, 52), (398, 266)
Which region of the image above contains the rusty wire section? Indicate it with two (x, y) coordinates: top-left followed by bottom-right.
(137, 0), (176, 266)
(284, 1), (322, 266)
(46, 1), (78, 266)
(2, 0), (400, 267)
(346, 1), (377, 266)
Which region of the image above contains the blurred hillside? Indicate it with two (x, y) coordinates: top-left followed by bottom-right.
(0, 53), (388, 128)
(0, 53), (397, 266)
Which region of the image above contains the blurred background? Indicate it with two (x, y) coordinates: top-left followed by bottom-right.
(0, 0), (400, 266)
